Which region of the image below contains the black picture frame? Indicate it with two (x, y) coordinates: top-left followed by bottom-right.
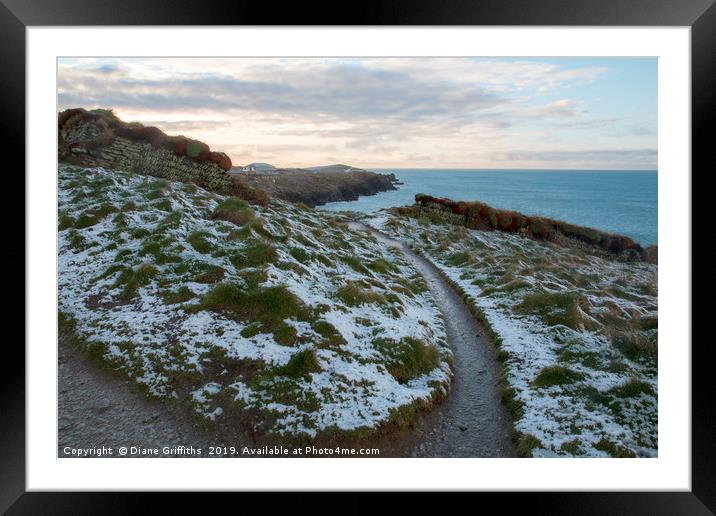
(4, 0), (712, 512)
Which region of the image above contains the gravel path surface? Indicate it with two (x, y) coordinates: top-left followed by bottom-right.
(58, 331), (232, 458)
(350, 222), (515, 457)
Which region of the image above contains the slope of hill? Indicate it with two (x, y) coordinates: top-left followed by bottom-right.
(365, 209), (657, 457)
(58, 164), (451, 441)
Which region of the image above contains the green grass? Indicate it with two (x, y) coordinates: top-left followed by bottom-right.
(226, 225), (252, 241)
(121, 200), (137, 212)
(367, 258), (397, 274)
(193, 264), (225, 284)
(74, 203), (119, 228)
(480, 279), (531, 297)
(154, 198), (173, 212)
(66, 229), (88, 251)
(373, 337), (440, 383)
(200, 282), (305, 324)
(575, 386), (610, 408)
(248, 219), (287, 242)
(515, 433), (542, 458)
(386, 398), (432, 429)
(181, 182), (197, 194)
(230, 242), (278, 269)
(594, 437), (636, 458)
(230, 240), (277, 269)
(342, 255), (369, 274)
(273, 348), (321, 378)
(97, 263), (126, 281)
(606, 359), (629, 374)
(114, 263), (158, 300)
(144, 179), (169, 200)
(161, 286), (195, 304)
(114, 248), (132, 262)
(129, 227), (151, 239)
(59, 213), (75, 230)
(395, 275), (428, 295)
(446, 251), (472, 266)
(112, 212), (127, 227)
(556, 346), (602, 369)
(158, 210), (182, 230)
(612, 331), (658, 361)
(253, 376), (321, 413)
(560, 439), (582, 455)
(312, 320), (346, 348)
(293, 233), (313, 247)
(531, 365), (584, 388)
(240, 322), (263, 338)
(314, 254), (333, 267)
(501, 386), (525, 420)
(276, 261), (308, 276)
(216, 198), (248, 211)
(187, 231), (214, 254)
(515, 291), (583, 329)
(607, 378), (655, 398)
(211, 198), (256, 226)
(273, 323), (298, 346)
(138, 237), (181, 264)
(289, 247), (310, 263)
(336, 282), (386, 307)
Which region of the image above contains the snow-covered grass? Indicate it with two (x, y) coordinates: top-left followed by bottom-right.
(58, 165), (451, 440)
(367, 209), (657, 458)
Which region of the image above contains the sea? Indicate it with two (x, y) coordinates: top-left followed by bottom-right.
(320, 169), (657, 246)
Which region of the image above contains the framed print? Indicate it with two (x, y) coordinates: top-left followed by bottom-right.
(5, 0), (713, 511)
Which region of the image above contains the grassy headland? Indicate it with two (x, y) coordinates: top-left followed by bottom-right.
(58, 164), (452, 442)
(366, 206), (657, 457)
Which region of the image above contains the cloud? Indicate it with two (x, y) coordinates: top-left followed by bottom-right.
(56, 57), (656, 169)
(58, 63), (504, 122)
(357, 58), (609, 93)
(493, 148), (657, 169)
(141, 119), (233, 132)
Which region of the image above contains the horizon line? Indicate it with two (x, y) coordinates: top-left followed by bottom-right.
(254, 165), (658, 172)
(363, 166), (657, 171)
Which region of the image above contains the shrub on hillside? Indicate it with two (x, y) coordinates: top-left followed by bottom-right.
(58, 107), (233, 171)
(413, 193), (647, 261)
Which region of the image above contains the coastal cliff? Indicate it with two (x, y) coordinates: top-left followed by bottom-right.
(236, 167), (397, 207)
(408, 194), (657, 262)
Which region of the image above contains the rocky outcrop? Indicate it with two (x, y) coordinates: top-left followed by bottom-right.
(413, 194), (653, 262)
(58, 108), (267, 204)
(65, 135), (236, 193)
(236, 168), (397, 207)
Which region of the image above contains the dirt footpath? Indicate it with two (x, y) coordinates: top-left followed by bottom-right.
(58, 332), (218, 457)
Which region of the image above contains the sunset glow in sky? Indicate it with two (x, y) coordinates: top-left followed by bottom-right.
(58, 57), (657, 170)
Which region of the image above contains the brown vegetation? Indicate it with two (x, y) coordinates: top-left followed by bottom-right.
(59, 108), (270, 206)
(414, 194), (651, 261)
(58, 107), (232, 171)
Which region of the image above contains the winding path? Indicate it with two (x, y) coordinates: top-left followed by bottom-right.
(58, 222), (514, 458)
(352, 222), (515, 457)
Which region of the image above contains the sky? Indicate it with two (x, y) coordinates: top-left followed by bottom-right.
(57, 57), (657, 170)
